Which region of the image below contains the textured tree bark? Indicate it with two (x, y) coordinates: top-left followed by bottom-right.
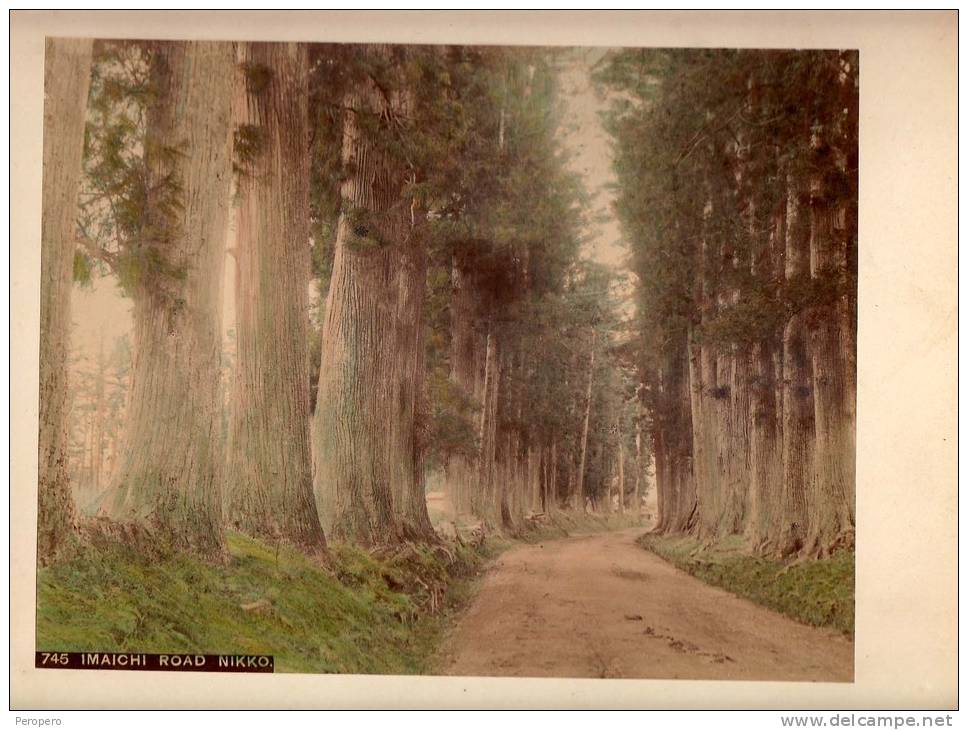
(604, 450), (613, 515)
(777, 174), (815, 557)
(475, 330), (500, 523)
(633, 422), (642, 514)
(747, 338), (782, 550)
(804, 135), (856, 556)
(617, 428), (625, 514)
(444, 258), (478, 518)
(497, 427), (513, 530)
(549, 436), (558, 512)
(690, 183), (751, 540)
(541, 444), (549, 512)
(38, 37), (93, 565)
(390, 234), (435, 538)
(688, 191), (722, 540)
(576, 347), (595, 512)
(689, 338), (718, 537)
(109, 42), (234, 557)
(654, 343), (698, 534)
(653, 433), (669, 530)
(745, 174), (785, 552)
(312, 47), (410, 545)
(227, 42), (326, 553)
(528, 445), (540, 513)
(484, 347), (502, 525)
(723, 344), (752, 536)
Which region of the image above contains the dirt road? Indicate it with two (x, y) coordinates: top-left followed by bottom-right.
(437, 528), (853, 681)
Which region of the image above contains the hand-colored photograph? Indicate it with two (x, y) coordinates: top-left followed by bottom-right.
(36, 35), (858, 682)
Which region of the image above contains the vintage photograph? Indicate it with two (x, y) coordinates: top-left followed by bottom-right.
(34, 34), (859, 683)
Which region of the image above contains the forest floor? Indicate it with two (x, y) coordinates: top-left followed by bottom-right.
(436, 527), (854, 681)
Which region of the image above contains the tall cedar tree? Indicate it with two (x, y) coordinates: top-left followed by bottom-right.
(227, 42), (326, 553)
(38, 38), (93, 564)
(108, 42), (235, 556)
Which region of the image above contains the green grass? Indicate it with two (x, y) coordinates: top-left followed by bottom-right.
(638, 533), (855, 637)
(36, 511), (642, 674)
(37, 531), (494, 674)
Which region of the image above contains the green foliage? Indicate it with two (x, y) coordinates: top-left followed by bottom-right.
(37, 531), (489, 674)
(233, 123), (266, 177)
(240, 61), (273, 95)
(342, 205), (391, 252)
(425, 372), (479, 470)
(77, 40), (640, 514)
(597, 48), (859, 442)
(72, 251), (94, 288)
(639, 533), (855, 636)
(78, 40), (193, 304)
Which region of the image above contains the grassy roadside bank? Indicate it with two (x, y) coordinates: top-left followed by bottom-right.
(637, 533), (854, 637)
(37, 512), (640, 673)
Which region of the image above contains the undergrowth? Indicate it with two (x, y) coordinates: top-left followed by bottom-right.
(637, 533), (854, 637)
(37, 531), (494, 674)
(37, 511), (639, 673)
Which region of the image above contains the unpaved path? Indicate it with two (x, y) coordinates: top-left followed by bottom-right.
(437, 528), (853, 681)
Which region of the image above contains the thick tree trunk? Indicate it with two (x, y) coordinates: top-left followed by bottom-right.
(549, 436), (558, 512)
(391, 236), (435, 538)
(485, 349), (502, 525)
(689, 338), (717, 537)
(723, 344), (752, 535)
(497, 428), (514, 530)
(690, 184), (751, 540)
(540, 444), (548, 512)
(777, 175), (814, 557)
(444, 259), (479, 518)
(745, 172), (785, 552)
(227, 42), (325, 553)
(38, 38), (92, 564)
(576, 347), (595, 512)
(747, 339), (782, 550)
(804, 144), (856, 556)
(312, 48), (410, 545)
(633, 422), (642, 514)
(689, 192), (721, 541)
(654, 343), (697, 534)
(109, 42), (234, 557)
(617, 429), (625, 514)
(475, 330), (500, 523)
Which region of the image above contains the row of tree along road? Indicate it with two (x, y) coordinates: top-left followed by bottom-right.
(39, 40), (855, 569)
(601, 48), (858, 558)
(40, 39), (645, 565)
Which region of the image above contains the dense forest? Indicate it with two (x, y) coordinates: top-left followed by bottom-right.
(598, 48), (858, 559)
(39, 38), (649, 566)
(32, 35), (865, 683)
(39, 40), (855, 577)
